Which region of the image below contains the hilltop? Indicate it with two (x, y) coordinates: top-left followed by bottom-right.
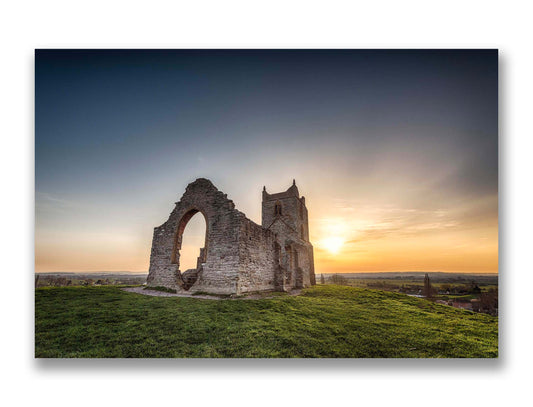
(35, 284), (498, 358)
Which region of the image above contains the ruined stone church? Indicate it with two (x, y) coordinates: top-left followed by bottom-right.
(147, 178), (315, 294)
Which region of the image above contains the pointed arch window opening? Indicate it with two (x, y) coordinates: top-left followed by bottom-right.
(274, 201), (283, 216)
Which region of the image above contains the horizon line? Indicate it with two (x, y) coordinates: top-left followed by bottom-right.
(35, 270), (499, 275)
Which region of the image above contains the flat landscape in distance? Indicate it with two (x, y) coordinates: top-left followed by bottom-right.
(35, 284), (498, 358)
(35, 272), (147, 287)
(323, 271), (498, 280)
(320, 272), (498, 315)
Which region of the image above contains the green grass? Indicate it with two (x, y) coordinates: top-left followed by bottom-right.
(143, 286), (177, 294)
(35, 285), (498, 358)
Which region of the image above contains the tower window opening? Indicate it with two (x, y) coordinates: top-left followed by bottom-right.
(275, 202), (282, 215)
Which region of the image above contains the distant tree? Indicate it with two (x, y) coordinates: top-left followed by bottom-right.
(422, 273), (435, 298)
(320, 274), (325, 284)
(469, 281), (482, 294)
(330, 274), (349, 286)
(35, 274), (40, 288)
(479, 288), (498, 315)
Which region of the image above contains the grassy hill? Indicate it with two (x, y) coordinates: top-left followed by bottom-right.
(35, 285), (498, 358)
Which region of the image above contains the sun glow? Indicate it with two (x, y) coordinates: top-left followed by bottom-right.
(321, 236), (345, 254)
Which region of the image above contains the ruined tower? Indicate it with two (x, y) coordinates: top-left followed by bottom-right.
(262, 180), (316, 290)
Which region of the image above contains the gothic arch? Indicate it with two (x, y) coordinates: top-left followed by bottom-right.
(171, 207), (208, 265)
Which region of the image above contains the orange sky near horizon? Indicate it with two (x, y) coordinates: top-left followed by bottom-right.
(35, 178), (498, 274)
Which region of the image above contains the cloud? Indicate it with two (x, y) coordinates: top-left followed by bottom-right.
(36, 192), (75, 207)
(35, 192), (82, 217)
(346, 227), (399, 244)
(312, 197), (484, 251)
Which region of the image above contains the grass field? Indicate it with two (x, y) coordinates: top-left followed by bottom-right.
(35, 284), (498, 358)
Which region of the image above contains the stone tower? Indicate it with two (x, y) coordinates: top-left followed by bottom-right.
(262, 180), (315, 290)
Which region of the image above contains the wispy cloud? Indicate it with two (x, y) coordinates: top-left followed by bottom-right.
(36, 192), (78, 212)
(315, 198), (465, 246)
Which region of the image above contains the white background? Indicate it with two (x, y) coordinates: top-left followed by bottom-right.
(1, 1), (531, 406)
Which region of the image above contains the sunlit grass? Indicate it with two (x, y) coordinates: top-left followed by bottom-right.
(35, 285), (498, 358)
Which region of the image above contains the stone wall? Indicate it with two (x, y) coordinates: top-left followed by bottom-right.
(237, 218), (281, 293)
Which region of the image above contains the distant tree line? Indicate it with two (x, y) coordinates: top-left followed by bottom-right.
(324, 274), (350, 286)
(35, 275), (146, 287)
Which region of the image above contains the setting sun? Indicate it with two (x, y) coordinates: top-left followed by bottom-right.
(321, 236), (345, 254)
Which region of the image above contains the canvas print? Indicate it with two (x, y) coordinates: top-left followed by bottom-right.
(35, 49), (498, 358)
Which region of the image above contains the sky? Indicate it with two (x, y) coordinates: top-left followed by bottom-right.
(35, 49), (498, 273)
